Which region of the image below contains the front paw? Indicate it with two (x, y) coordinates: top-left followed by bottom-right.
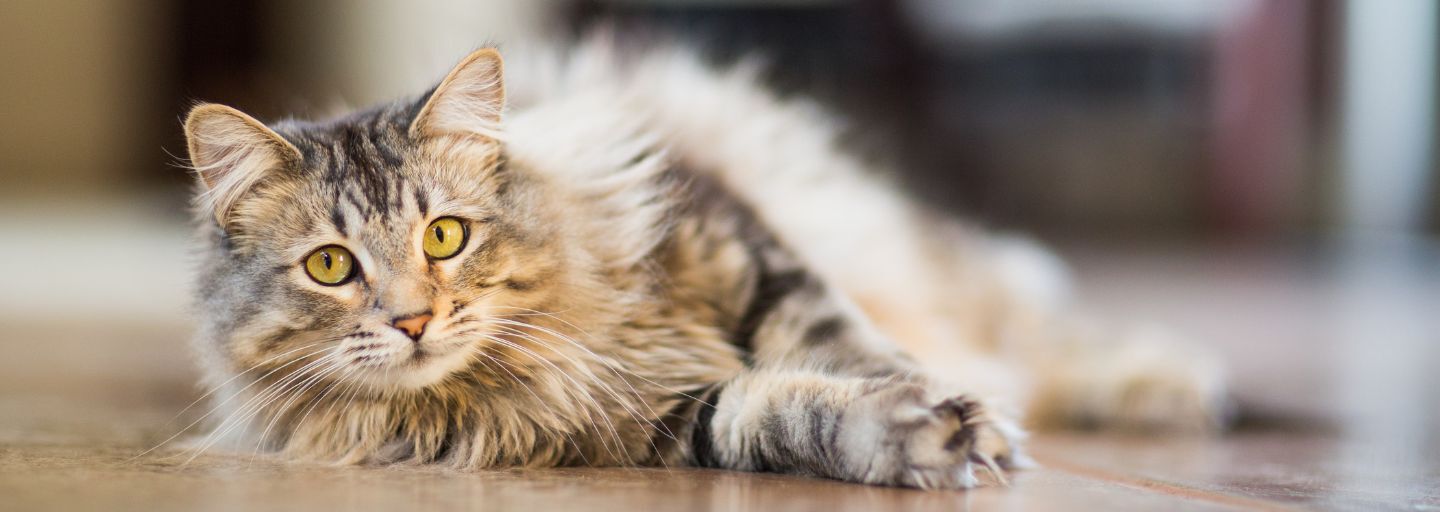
(845, 386), (1026, 490)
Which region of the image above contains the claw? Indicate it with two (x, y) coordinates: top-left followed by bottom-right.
(970, 451), (1009, 487)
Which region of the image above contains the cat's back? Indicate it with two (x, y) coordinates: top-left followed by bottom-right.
(503, 38), (926, 291)
(502, 38), (1069, 367)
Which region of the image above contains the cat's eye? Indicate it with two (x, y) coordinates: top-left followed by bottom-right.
(304, 245), (356, 285)
(423, 217), (467, 260)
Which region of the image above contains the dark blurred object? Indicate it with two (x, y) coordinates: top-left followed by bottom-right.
(1207, 0), (1315, 234)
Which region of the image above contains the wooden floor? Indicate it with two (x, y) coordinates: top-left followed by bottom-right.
(1, 205), (1437, 511)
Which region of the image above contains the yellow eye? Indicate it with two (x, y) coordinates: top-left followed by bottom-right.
(423, 217), (467, 259)
(304, 246), (356, 285)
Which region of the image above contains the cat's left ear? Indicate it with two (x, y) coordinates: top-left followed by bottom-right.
(410, 48), (505, 140)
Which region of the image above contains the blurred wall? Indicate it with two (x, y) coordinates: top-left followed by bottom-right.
(0, 0), (168, 195)
(1339, 0), (1437, 234)
(266, 0), (561, 107)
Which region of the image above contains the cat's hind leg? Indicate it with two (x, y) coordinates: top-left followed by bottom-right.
(1024, 322), (1231, 432)
(918, 233), (1233, 433)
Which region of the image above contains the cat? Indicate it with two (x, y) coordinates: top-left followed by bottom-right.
(181, 38), (1227, 490)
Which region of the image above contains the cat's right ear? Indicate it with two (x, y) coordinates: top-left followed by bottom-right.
(184, 103), (301, 225)
(409, 48), (505, 140)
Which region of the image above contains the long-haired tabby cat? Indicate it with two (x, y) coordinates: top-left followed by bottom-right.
(181, 39), (1227, 489)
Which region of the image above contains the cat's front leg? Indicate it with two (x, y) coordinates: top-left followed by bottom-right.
(688, 369), (1022, 489)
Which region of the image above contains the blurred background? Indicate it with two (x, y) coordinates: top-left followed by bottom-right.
(0, 0), (1436, 237)
(2, 0), (1439, 444)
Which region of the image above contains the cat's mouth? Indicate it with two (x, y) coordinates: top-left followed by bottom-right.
(344, 332), (481, 390)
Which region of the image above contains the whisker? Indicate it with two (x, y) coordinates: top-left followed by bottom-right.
(184, 351), (345, 463)
(488, 318), (684, 449)
(470, 350), (606, 465)
(486, 313), (709, 465)
(250, 359), (350, 460)
(481, 333), (644, 464)
(288, 364), (358, 448)
(488, 323), (666, 440)
(156, 339), (333, 432)
(137, 341), (342, 461)
(479, 335), (629, 464)
(486, 310), (706, 460)
(487, 309), (714, 407)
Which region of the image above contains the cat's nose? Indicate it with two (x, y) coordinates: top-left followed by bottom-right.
(390, 312), (433, 341)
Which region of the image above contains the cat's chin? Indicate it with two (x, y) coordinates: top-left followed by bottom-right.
(352, 341), (480, 391)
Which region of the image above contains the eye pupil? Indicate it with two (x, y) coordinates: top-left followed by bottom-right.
(434, 225), (445, 243)
(321, 251), (333, 269)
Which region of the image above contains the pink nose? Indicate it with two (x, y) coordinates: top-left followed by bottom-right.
(391, 313), (433, 340)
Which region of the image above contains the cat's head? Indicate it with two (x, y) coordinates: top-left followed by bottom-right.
(185, 49), (580, 391)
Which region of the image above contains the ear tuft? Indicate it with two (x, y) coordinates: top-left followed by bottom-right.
(410, 48), (506, 139)
(184, 103), (300, 225)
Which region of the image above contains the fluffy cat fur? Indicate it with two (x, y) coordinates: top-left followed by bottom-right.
(181, 38), (1227, 489)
